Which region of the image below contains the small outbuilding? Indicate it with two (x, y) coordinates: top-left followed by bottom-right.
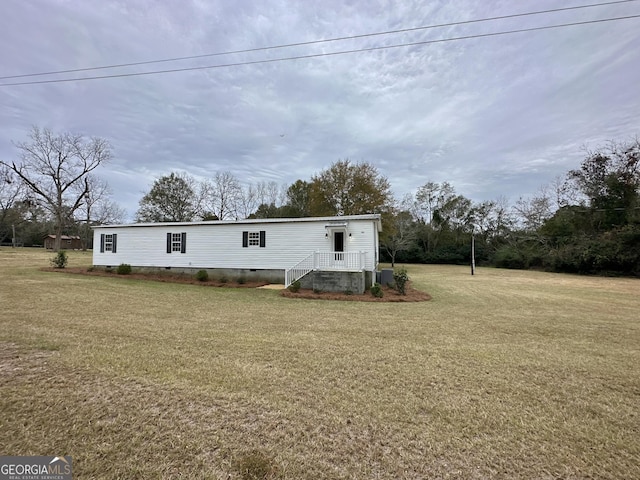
(92, 214), (382, 293)
(44, 235), (82, 250)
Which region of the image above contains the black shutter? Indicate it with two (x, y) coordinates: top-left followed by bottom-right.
(181, 232), (186, 253)
(167, 233), (172, 253)
(112, 234), (117, 253)
(259, 230), (266, 248)
(242, 231), (248, 247)
(100, 234), (105, 253)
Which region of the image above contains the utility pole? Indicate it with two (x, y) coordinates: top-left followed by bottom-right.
(471, 227), (476, 276)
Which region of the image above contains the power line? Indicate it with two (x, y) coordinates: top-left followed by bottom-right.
(2, 14), (639, 87)
(1, 0), (636, 81)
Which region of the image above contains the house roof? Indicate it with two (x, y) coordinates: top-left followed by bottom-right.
(92, 214), (382, 231)
(44, 235), (81, 240)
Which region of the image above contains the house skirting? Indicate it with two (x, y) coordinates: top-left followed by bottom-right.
(105, 266), (285, 283)
(299, 270), (373, 294)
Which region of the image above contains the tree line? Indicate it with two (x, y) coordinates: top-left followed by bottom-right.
(2, 127), (638, 276)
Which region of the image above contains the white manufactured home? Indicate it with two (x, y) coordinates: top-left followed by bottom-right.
(92, 214), (382, 293)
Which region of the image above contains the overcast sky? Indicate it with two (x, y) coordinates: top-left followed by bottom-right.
(1, 0), (639, 220)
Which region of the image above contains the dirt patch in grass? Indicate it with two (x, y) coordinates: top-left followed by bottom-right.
(41, 267), (269, 288)
(280, 283), (431, 302)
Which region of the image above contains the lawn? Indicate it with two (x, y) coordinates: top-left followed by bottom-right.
(1, 248), (638, 479)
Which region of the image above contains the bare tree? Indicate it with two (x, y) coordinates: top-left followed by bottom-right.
(380, 195), (417, 267)
(254, 180), (286, 208)
(1, 127), (111, 251)
(513, 186), (554, 231)
(236, 183), (261, 220)
(74, 175), (126, 249)
(0, 166), (24, 245)
(201, 171), (242, 220)
(415, 181), (440, 224)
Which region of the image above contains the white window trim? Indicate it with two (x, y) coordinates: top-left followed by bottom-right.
(105, 234), (114, 252)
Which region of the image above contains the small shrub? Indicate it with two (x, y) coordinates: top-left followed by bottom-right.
(195, 269), (209, 282)
(116, 263), (132, 275)
(344, 289), (353, 296)
(219, 274), (228, 284)
(393, 267), (409, 295)
(288, 280), (301, 293)
(50, 250), (68, 269)
(313, 287), (322, 294)
(104, 266), (113, 273)
(237, 276), (246, 285)
(370, 283), (384, 298)
(87, 266), (95, 272)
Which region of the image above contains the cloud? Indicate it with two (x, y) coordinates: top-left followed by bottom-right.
(1, 0), (639, 218)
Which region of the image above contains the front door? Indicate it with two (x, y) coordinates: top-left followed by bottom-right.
(334, 231), (344, 262)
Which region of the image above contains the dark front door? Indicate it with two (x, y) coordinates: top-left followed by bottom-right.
(334, 231), (344, 261)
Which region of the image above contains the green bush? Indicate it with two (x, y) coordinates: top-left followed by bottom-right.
(116, 263), (132, 275)
(195, 269), (209, 282)
(288, 280), (301, 293)
(370, 283), (383, 298)
(393, 267), (409, 295)
(493, 246), (526, 269)
(50, 250), (68, 269)
(237, 276), (246, 285)
(219, 274), (228, 284)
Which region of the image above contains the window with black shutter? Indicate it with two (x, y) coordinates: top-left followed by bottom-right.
(100, 233), (117, 253)
(167, 232), (186, 253)
(243, 230), (266, 247)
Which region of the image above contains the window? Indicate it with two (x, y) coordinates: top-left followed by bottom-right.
(248, 232), (260, 246)
(100, 233), (117, 253)
(242, 231), (266, 248)
(166, 232), (187, 253)
(172, 233), (182, 252)
(105, 234), (114, 252)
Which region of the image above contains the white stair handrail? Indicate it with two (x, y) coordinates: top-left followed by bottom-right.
(285, 252), (315, 287)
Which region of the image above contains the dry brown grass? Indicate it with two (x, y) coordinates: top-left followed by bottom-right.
(1, 248), (639, 479)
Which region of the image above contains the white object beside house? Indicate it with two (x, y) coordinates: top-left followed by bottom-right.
(92, 214), (382, 293)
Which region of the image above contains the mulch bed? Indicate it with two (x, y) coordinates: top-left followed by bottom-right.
(40, 267), (269, 289)
(42, 268), (432, 302)
(280, 283), (431, 302)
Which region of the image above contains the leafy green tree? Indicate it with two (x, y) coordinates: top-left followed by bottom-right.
(249, 203), (288, 219)
(285, 180), (312, 217)
(567, 139), (640, 229)
(136, 172), (198, 222)
(309, 159), (392, 216)
(1, 127), (112, 250)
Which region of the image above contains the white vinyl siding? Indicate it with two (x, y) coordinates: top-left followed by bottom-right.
(93, 216), (379, 272)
